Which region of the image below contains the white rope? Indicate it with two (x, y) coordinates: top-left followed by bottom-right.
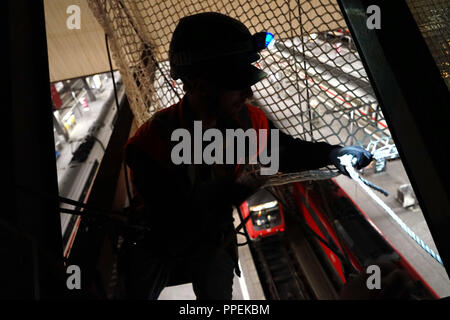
(338, 154), (443, 266)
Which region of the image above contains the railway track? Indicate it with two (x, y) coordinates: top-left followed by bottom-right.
(249, 232), (313, 300)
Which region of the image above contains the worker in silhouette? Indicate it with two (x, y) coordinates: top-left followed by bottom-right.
(123, 12), (372, 300)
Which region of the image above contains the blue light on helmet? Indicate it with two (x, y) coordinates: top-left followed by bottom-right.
(253, 32), (275, 50)
(265, 32), (274, 47)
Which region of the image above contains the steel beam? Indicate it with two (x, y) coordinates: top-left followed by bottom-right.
(5, 0), (66, 298)
(338, 0), (450, 276)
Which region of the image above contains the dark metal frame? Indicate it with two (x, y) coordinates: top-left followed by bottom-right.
(338, 0), (450, 276)
(6, 0), (66, 298)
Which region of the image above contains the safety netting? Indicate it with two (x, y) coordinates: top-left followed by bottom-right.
(87, 0), (396, 181)
(84, 2), (449, 295)
(406, 0), (450, 90)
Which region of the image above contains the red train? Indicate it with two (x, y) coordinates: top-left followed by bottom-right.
(240, 179), (439, 299)
(240, 189), (286, 240)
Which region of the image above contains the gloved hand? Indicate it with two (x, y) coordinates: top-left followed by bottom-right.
(329, 146), (373, 176)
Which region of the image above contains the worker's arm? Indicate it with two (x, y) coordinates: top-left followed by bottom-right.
(269, 120), (340, 172)
(269, 120), (372, 174)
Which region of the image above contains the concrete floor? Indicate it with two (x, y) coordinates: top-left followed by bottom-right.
(158, 273), (246, 300)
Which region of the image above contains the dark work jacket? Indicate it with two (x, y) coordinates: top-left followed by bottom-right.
(124, 97), (339, 261)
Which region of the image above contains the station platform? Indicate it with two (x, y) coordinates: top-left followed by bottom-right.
(335, 159), (450, 298)
(56, 72), (121, 187)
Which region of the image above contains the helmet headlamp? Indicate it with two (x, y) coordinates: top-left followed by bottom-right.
(252, 32), (275, 50)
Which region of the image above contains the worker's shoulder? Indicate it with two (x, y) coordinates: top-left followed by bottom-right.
(245, 103), (267, 118)
(245, 103), (269, 128)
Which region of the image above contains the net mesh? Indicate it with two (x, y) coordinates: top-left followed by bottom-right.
(406, 0), (450, 90)
(87, 0), (397, 181)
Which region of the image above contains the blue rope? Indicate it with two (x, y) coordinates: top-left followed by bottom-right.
(339, 154), (443, 266)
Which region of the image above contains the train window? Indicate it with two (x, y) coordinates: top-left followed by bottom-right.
(249, 203), (282, 231)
